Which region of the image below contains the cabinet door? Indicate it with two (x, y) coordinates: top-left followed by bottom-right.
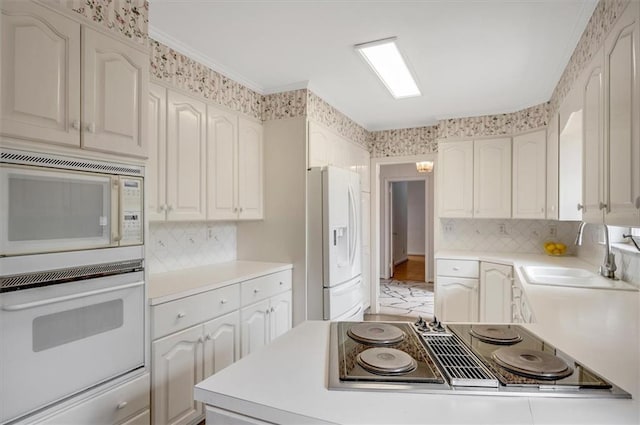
(152, 326), (203, 425)
(473, 138), (511, 218)
(207, 105), (238, 220)
(436, 277), (478, 322)
(582, 47), (605, 223)
(203, 311), (240, 378)
(240, 299), (270, 357)
(147, 83), (167, 221)
(558, 83), (584, 221)
(308, 121), (329, 167)
(1, 1), (80, 146)
(82, 28), (148, 158)
(237, 117), (263, 220)
(604, 1), (640, 226)
(269, 291), (292, 342)
(546, 113), (559, 220)
(512, 130), (546, 218)
(438, 141), (473, 217)
(166, 90), (207, 221)
(361, 192), (371, 308)
(479, 262), (513, 323)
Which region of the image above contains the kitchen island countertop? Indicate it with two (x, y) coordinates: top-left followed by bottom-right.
(195, 252), (639, 424)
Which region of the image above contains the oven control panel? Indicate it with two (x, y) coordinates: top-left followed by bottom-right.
(120, 177), (143, 245)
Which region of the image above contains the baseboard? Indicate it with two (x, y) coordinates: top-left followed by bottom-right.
(394, 257), (408, 266)
(407, 252), (425, 256)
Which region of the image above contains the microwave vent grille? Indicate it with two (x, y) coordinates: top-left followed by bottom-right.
(0, 259), (144, 292)
(1, 150), (143, 176)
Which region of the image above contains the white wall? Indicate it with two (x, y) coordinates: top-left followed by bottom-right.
(407, 181), (426, 255)
(391, 182), (408, 265)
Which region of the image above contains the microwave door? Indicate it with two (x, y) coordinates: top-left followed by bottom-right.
(0, 165), (116, 255)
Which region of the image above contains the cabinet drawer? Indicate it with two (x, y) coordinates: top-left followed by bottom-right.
(152, 284), (240, 339)
(436, 259), (479, 278)
(241, 270), (292, 305)
(38, 374), (149, 425)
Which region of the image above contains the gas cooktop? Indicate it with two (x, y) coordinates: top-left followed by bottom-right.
(328, 321), (631, 398)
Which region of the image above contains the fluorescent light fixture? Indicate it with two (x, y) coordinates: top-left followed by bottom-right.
(355, 37), (421, 99)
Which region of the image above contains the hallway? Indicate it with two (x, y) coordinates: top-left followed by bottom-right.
(393, 255), (427, 282)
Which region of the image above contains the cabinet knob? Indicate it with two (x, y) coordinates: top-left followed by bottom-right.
(117, 401), (128, 410)
(86, 122), (96, 133)
(233, 207), (238, 212)
(577, 203), (584, 211)
(205, 333), (212, 340)
(279, 281), (283, 285)
(452, 267), (460, 271)
(239, 207), (244, 213)
(635, 196), (640, 209)
(198, 336), (204, 344)
(599, 202), (607, 210)
(220, 298), (228, 304)
(253, 289), (260, 294)
(71, 120), (80, 130)
(177, 312), (186, 318)
(270, 307), (275, 313)
(540, 207), (544, 213)
(167, 205), (174, 212)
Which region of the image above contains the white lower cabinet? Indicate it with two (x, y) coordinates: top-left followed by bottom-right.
(479, 262), (513, 323)
(435, 259), (479, 322)
(150, 268), (292, 425)
(152, 311), (239, 425)
(511, 276), (534, 324)
(241, 290), (292, 358)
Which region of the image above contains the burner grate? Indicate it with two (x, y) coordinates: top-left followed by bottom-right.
(423, 334), (499, 387)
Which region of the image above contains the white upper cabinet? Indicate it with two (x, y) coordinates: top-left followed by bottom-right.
(557, 83), (583, 221)
(147, 83), (167, 222)
(546, 113), (560, 220)
(81, 28), (148, 158)
(473, 137), (511, 218)
(582, 47), (605, 223)
(308, 121), (330, 168)
(1, 2), (147, 158)
(237, 117), (264, 220)
(438, 140), (474, 218)
(512, 130), (547, 219)
(603, 0), (640, 226)
(207, 105), (238, 220)
(166, 90), (207, 221)
(1, 2), (80, 147)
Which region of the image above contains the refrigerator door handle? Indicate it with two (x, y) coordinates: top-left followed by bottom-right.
(348, 185), (358, 267)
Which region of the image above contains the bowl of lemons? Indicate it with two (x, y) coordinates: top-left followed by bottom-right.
(544, 241), (567, 256)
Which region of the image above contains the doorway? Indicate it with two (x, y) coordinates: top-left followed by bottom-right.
(372, 162), (435, 319)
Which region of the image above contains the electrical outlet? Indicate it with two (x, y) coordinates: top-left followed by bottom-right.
(207, 226), (222, 244)
(548, 225), (557, 237)
(443, 223), (455, 234)
(498, 223), (507, 235)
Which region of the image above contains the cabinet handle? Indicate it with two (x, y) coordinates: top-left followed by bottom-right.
(177, 312), (186, 318)
(116, 401), (128, 410)
(253, 289), (260, 294)
(266, 309), (270, 315)
(220, 298), (228, 304)
(233, 207), (238, 213)
(205, 333), (212, 341)
(279, 281), (283, 285)
(198, 336), (204, 344)
(577, 203), (584, 211)
(86, 122), (96, 133)
(239, 207), (244, 212)
(71, 120), (80, 130)
(452, 267), (460, 271)
(635, 196), (640, 209)
(599, 202), (607, 210)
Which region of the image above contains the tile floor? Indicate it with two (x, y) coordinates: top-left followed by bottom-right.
(376, 279), (434, 319)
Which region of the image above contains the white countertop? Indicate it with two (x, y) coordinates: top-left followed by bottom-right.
(147, 260), (292, 305)
(194, 252), (640, 424)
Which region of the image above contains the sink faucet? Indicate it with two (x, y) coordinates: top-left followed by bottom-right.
(600, 223), (617, 279)
(574, 221), (617, 279)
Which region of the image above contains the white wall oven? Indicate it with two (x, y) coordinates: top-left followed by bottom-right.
(0, 149), (145, 424)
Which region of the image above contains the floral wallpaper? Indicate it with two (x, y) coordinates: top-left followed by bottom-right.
(306, 91), (369, 148)
(369, 125), (438, 157)
(54, 0), (148, 45)
(549, 0), (629, 117)
(149, 39), (262, 120)
(261, 89), (308, 121)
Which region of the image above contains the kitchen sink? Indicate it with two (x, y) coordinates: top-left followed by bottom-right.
(520, 266), (638, 291)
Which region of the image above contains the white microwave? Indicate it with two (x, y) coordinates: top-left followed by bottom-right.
(0, 149), (143, 256)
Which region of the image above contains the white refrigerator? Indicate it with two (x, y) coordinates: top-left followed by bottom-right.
(307, 166), (363, 321)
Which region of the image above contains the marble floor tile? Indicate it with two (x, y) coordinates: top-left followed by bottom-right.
(378, 279), (434, 319)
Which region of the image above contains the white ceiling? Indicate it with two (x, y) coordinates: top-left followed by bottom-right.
(149, 0), (597, 131)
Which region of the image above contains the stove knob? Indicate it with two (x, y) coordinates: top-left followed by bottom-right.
(434, 322), (446, 333)
(418, 323), (430, 332)
(429, 316), (439, 327)
(414, 316), (424, 327)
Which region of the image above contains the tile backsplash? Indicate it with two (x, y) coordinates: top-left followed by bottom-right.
(147, 222), (237, 274)
(439, 219), (580, 255)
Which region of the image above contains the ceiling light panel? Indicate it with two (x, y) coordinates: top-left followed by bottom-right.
(356, 38), (421, 99)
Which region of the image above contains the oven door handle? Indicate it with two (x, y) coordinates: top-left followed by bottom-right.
(1, 281), (144, 311)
